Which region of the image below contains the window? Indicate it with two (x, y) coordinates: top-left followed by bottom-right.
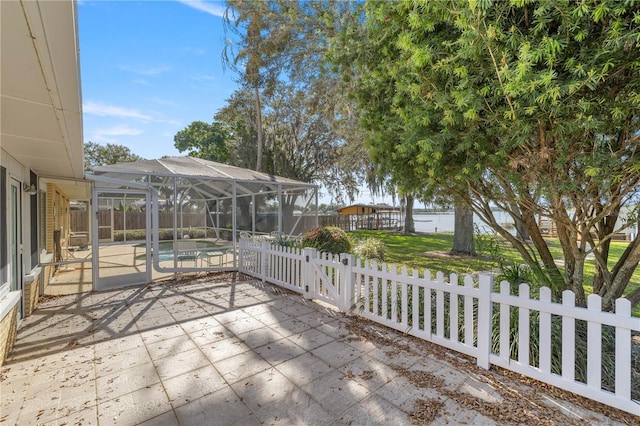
(30, 171), (38, 269)
(0, 166), (7, 296)
(40, 190), (47, 257)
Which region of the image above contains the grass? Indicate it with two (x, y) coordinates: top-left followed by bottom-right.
(348, 230), (640, 316)
(348, 230), (521, 275)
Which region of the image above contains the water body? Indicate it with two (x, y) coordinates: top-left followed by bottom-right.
(412, 212), (514, 234)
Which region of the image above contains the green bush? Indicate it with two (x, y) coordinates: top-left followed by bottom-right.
(353, 237), (386, 261)
(301, 226), (351, 254)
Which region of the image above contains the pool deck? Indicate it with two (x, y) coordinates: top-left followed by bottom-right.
(1, 273), (631, 425)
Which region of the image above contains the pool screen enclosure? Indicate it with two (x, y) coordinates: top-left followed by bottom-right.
(87, 156), (318, 285)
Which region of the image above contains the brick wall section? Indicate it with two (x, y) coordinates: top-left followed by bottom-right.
(46, 183), (55, 254)
(0, 304), (18, 367)
(42, 264), (54, 295)
(23, 274), (40, 317)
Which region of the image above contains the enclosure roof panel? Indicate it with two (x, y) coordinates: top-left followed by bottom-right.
(92, 156), (315, 187)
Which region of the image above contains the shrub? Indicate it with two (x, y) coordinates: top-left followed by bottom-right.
(301, 226), (351, 254)
(353, 237), (386, 261)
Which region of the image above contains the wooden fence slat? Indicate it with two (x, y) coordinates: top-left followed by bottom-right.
(539, 287), (552, 373)
(518, 284), (530, 366)
(587, 294), (602, 390)
(499, 281), (511, 359)
(562, 291), (576, 381)
(615, 298), (631, 399)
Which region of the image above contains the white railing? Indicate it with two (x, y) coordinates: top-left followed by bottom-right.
(238, 240), (640, 416)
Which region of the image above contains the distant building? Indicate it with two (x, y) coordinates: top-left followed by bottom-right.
(321, 204), (402, 231)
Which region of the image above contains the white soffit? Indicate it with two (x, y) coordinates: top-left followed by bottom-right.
(0, 0), (84, 179)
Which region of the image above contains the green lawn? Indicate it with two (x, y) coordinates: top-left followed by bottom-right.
(348, 230), (639, 315)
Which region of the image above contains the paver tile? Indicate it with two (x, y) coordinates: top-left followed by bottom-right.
(145, 333), (198, 360)
(96, 362), (161, 400)
(215, 350), (272, 384)
(137, 409), (180, 425)
(153, 347), (211, 380)
(287, 327), (334, 351)
(339, 354), (399, 391)
(199, 336), (251, 363)
(337, 394), (410, 426)
(97, 382), (171, 426)
(237, 326), (283, 349)
(311, 340), (364, 368)
(254, 338), (306, 366)
(275, 352), (334, 387)
(162, 364), (227, 408)
(175, 386), (258, 426)
(267, 317), (313, 338)
(3, 278), (631, 426)
(302, 369), (371, 415)
(230, 368), (297, 412)
(251, 388), (334, 425)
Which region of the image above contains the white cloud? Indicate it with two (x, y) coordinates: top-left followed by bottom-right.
(149, 97), (182, 108)
(86, 125), (144, 144)
(132, 78), (152, 86)
(189, 74), (217, 82)
(88, 125), (144, 143)
(97, 125), (144, 136)
(182, 46), (206, 56)
(178, 0), (226, 17)
(84, 101), (153, 122)
(117, 65), (170, 76)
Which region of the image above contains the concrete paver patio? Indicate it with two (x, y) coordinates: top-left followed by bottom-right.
(1, 273), (630, 425)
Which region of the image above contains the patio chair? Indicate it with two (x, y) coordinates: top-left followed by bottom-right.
(175, 240), (199, 267)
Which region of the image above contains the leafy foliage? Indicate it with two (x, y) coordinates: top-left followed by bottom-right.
(337, 0), (640, 310)
(84, 141), (143, 171)
(222, 0), (369, 202)
(174, 121), (229, 163)
(302, 226), (352, 255)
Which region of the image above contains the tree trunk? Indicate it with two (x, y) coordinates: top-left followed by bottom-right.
(254, 83), (263, 172)
(510, 202), (530, 241)
(452, 204), (476, 256)
(403, 194), (415, 234)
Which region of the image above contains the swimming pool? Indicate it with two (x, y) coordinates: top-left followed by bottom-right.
(133, 240), (224, 262)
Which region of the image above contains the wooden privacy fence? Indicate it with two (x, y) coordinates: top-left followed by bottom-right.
(238, 240), (640, 416)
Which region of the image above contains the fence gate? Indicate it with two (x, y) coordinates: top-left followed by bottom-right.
(92, 190), (151, 290)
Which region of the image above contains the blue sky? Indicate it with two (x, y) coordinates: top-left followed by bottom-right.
(79, 0), (236, 160)
(78, 0), (392, 204)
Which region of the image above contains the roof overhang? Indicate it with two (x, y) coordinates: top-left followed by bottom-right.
(1, 0), (84, 179)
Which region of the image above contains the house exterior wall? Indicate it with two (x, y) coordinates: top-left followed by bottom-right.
(45, 182), (71, 257)
(0, 304), (18, 366)
(1, 0), (84, 366)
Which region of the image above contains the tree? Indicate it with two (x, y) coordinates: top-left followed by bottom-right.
(222, 0), (368, 202)
(342, 1), (640, 309)
(84, 141), (143, 171)
(174, 120), (229, 163)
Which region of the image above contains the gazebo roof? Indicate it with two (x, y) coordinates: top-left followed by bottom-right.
(92, 156), (312, 186)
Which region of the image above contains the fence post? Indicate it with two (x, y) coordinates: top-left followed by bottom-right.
(341, 253), (355, 314)
(477, 274), (493, 370)
(261, 240), (270, 283)
(303, 247), (316, 300)
(238, 239), (245, 273)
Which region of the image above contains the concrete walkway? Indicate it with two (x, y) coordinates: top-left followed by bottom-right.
(1, 274), (628, 425)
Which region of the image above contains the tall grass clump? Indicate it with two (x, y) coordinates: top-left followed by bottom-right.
(353, 236), (386, 261)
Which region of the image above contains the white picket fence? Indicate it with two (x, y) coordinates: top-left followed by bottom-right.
(238, 240), (640, 416)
